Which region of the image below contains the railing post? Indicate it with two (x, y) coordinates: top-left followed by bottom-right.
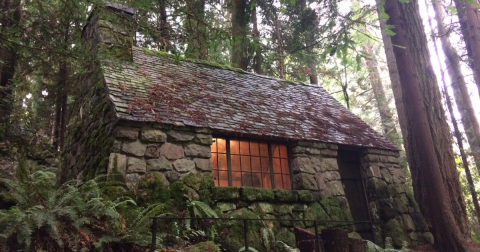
(151, 217), (157, 252)
(314, 221), (320, 252)
(244, 219), (249, 252)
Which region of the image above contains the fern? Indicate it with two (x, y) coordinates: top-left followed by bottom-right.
(238, 246), (260, 252)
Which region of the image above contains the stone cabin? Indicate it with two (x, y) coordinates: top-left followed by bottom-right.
(62, 3), (433, 250)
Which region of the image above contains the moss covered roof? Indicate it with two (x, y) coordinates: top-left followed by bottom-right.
(101, 46), (397, 150)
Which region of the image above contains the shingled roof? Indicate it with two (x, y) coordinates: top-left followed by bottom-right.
(102, 47), (397, 150)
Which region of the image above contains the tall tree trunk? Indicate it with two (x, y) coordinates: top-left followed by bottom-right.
(452, 0), (480, 98)
(252, 5), (262, 74)
(300, 1), (318, 84)
(185, 0), (207, 60)
(362, 44), (402, 148)
(273, 11), (285, 79)
(427, 0), (480, 223)
(382, 0), (470, 249)
(231, 0), (250, 70)
(158, 0), (171, 51)
(431, 0), (480, 175)
(0, 0), (21, 141)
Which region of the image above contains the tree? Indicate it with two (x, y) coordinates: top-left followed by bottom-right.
(382, 0), (470, 249)
(230, 0), (251, 70)
(452, 0), (480, 98)
(185, 0), (208, 60)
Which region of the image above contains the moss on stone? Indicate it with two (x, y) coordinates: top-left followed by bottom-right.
(241, 187), (275, 202)
(212, 187), (240, 200)
(274, 189), (298, 202)
(274, 204), (292, 215)
(185, 241), (220, 252)
(275, 227), (296, 247)
(384, 218), (408, 248)
(297, 190), (314, 203)
(304, 202), (329, 226)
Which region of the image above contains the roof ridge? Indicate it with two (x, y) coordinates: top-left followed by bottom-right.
(135, 46), (326, 90)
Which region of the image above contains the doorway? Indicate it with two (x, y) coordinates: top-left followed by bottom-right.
(337, 149), (373, 240)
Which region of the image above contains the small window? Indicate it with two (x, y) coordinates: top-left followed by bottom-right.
(211, 138), (291, 189)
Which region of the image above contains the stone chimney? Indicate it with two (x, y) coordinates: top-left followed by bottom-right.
(82, 2), (135, 61)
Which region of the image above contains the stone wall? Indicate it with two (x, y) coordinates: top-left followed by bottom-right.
(107, 123), (213, 190)
(360, 148), (433, 247)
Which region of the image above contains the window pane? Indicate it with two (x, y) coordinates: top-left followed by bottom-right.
(232, 172), (242, 187)
(251, 157), (261, 171)
(213, 170), (219, 186)
(217, 138), (227, 153)
(231, 140), (239, 155)
(259, 143), (269, 157)
(279, 145), (288, 158)
(240, 141), (250, 155)
(250, 142), (259, 156)
(211, 153), (218, 170)
(211, 138), (217, 153)
(272, 158), (281, 173)
(231, 155), (241, 171)
(241, 156), (251, 172)
(282, 175), (291, 189)
(261, 157), (270, 172)
(219, 171), (229, 187)
(218, 154), (227, 170)
(242, 172), (261, 187)
(272, 144), (280, 158)
(262, 174), (272, 189)
(281, 159), (289, 174)
(274, 174), (283, 189)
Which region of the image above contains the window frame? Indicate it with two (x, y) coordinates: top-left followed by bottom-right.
(211, 136), (293, 190)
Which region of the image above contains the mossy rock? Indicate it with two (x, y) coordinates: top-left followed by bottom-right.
(185, 241), (220, 252)
(275, 227), (296, 247)
(304, 202), (329, 227)
(274, 189), (298, 202)
(296, 190), (314, 203)
(212, 186), (240, 200)
(241, 187), (275, 202)
(384, 218), (408, 248)
(216, 209), (266, 252)
(274, 204), (293, 215)
(182, 172), (213, 191)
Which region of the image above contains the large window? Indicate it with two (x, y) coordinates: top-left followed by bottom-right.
(211, 138), (291, 189)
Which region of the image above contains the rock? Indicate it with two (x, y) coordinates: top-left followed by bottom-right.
(113, 126), (139, 139)
(293, 173), (317, 190)
(321, 158), (339, 171)
(194, 133), (212, 145)
(184, 143), (211, 158)
(366, 165), (381, 178)
(127, 157), (146, 173)
(167, 130), (195, 141)
(173, 159), (195, 173)
(384, 219), (408, 248)
(393, 194), (409, 213)
(112, 139), (122, 152)
(165, 171), (181, 182)
(141, 128), (167, 142)
(297, 190), (315, 202)
(108, 153), (127, 175)
(323, 171), (341, 181)
(380, 168), (393, 183)
(241, 187), (275, 201)
(291, 157), (316, 174)
(212, 187), (240, 200)
(159, 143), (184, 160)
(146, 157), (172, 171)
(194, 158), (212, 171)
(326, 180), (345, 196)
(125, 173), (142, 190)
(145, 144), (160, 158)
(401, 214), (415, 231)
(249, 202), (274, 214)
(122, 140), (146, 157)
(215, 203), (236, 213)
(320, 149), (337, 157)
(274, 189), (298, 202)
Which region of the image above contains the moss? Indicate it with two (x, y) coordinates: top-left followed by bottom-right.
(216, 209), (265, 252)
(275, 228), (296, 247)
(185, 241), (220, 252)
(384, 218), (408, 248)
(212, 187), (240, 200)
(297, 190), (314, 202)
(241, 187), (275, 202)
(278, 80), (296, 88)
(274, 204), (292, 215)
(274, 189), (297, 202)
(304, 202), (329, 227)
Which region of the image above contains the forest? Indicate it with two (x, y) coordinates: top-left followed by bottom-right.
(1, 0), (480, 251)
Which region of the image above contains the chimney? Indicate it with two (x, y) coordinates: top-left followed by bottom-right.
(82, 2), (135, 61)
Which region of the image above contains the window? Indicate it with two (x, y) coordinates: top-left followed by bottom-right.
(210, 138), (291, 189)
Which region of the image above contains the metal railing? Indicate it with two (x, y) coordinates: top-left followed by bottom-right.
(150, 216), (373, 252)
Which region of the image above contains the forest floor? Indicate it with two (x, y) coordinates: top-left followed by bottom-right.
(412, 242), (480, 251)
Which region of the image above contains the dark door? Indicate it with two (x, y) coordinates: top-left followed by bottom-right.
(337, 150), (373, 241)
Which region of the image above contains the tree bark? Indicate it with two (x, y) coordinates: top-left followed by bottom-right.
(185, 0), (207, 60)
(0, 0), (21, 141)
(382, 0), (470, 249)
(362, 44), (402, 148)
(300, 2), (318, 84)
(252, 5), (262, 74)
(231, 0), (250, 70)
(452, 0), (480, 98)
(428, 0), (480, 223)
(273, 11), (285, 79)
(431, 0), (480, 175)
